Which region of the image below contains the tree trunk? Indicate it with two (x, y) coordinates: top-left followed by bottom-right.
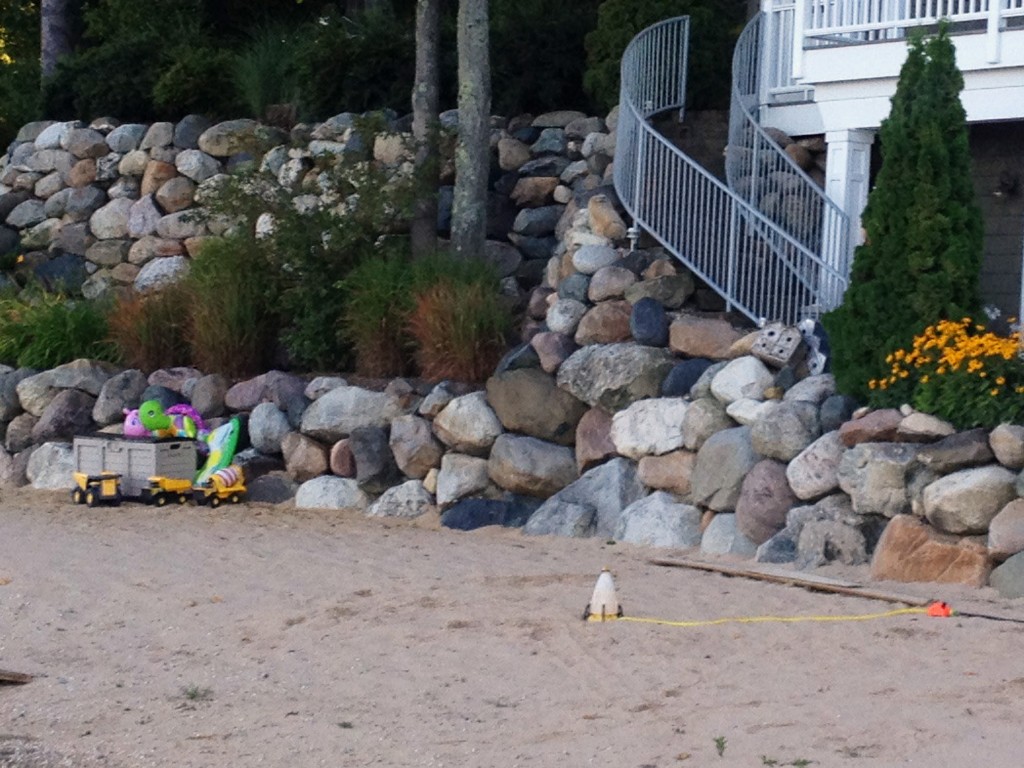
(451, 0), (491, 259)
(40, 0), (74, 79)
(410, 0), (441, 261)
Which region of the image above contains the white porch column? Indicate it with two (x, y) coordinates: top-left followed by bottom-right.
(825, 128), (875, 276)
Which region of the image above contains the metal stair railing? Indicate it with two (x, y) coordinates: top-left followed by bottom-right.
(728, 12), (852, 311)
(614, 16), (850, 325)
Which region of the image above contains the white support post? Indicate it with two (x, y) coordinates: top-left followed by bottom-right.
(792, 0), (807, 80)
(824, 128), (876, 298)
(986, 0), (1001, 64)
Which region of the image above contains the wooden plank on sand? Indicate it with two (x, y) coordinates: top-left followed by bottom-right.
(0, 669), (32, 684)
(648, 557), (931, 607)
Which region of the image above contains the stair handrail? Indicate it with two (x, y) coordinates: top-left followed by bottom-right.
(614, 16), (849, 324)
(727, 13), (852, 302)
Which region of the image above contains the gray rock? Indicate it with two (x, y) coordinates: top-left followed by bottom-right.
(32, 389), (96, 443)
(66, 128), (109, 159)
(681, 397), (734, 451)
(922, 465), (1017, 535)
(0, 368), (35, 421)
(304, 376), (348, 401)
(556, 342), (675, 411)
(389, 414), (443, 479)
(819, 394), (858, 432)
(175, 149), (221, 183)
(512, 205), (564, 236)
(989, 424), (1024, 470)
(300, 385), (408, 442)
(988, 499), (1024, 560)
(417, 381), (458, 418)
(487, 433), (577, 497)
(915, 428), (994, 473)
(198, 119), (259, 157)
(127, 195), (162, 239)
(710, 356), (775, 405)
(367, 480), (434, 518)
(65, 185), (108, 222)
(85, 239), (131, 267)
(522, 500), (596, 537)
(701, 513), (758, 557)
(989, 552), (1024, 598)
(27, 442), (75, 490)
(249, 402), (292, 454)
(796, 520), (868, 568)
(16, 359), (118, 417)
(546, 298), (588, 336)
(133, 255), (189, 293)
(155, 211), (206, 239)
(92, 369), (148, 426)
(436, 453), (492, 507)
(614, 492), (702, 548)
(691, 426), (760, 512)
(6, 199), (46, 228)
(783, 373), (835, 404)
(89, 197), (133, 239)
(294, 475), (370, 510)
(837, 442), (917, 517)
(486, 368), (587, 446)
(106, 124), (147, 153)
(572, 244), (618, 274)
(190, 374), (228, 418)
(348, 426), (400, 494)
(624, 274), (695, 309)
(523, 457), (646, 537)
(35, 120), (77, 150)
(750, 400), (821, 462)
(281, 432), (329, 483)
(609, 397), (689, 459)
(786, 430), (845, 501)
(6, 413), (38, 454)
(174, 115), (212, 149)
(432, 392), (502, 456)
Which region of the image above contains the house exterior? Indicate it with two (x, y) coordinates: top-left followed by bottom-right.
(754, 0), (1024, 314)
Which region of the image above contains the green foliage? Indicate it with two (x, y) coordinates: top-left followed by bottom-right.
(293, 5), (416, 120)
(823, 25), (983, 402)
(105, 285), (193, 373)
(871, 318), (1024, 429)
(584, 0), (745, 113)
(0, 289), (117, 369)
(152, 45), (240, 118)
(231, 25), (301, 120)
(197, 145), (418, 372)
(0, 0), (41, 147)
(185, 235), (279, 378)
(490, 0), (602, 115)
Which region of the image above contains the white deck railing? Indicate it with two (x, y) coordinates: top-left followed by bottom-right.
(767, 0), (1024, 88)
(615, 16), (849, 324)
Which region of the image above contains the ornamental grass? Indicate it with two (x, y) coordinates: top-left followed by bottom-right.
(869, 318), (1024, 428)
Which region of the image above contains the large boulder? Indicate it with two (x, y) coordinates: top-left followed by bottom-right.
(432, 392), (503, 456)
(609, 397), (689, 459)
(680, 397), (733, 451)
(300, 385), (407, 442)
(750, 400), (821, 462)
(523, 457), (646, 537)
(690, 426), (760, 512)
(701, 513), (758, 557)
(786, 430), (845, 501)
(709, 356), (775, 405)
(614, 492), (702, 548)
(294, 476), (370, 511)
(249, 402), (292, 455)
(574, 406), (617, 472)
(32, 389), (96, 443)
(870, 515), (990, 586)
(922, 465), (1017, 535)
(636, 450), (696, 497)
(487, 434), (577, 497)
(556, 342), (674, 411)
(27, 442), (75, 490)
(735, 459), (798, 545)
(486, 369), (586, 446)
(988, 499), (1024, 560)
(837, 442), (917, 517)
(92, 368), (148, 426)
(16, 359), (118, 417)
(367, 480), (434, 518)
(436, 453), (492, 507)
(389, 414), (444, 479)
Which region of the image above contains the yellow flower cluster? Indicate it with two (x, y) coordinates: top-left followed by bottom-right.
(868, 318), (1022, 394)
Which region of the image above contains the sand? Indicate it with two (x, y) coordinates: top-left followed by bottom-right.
(2, 487), (1024, 767)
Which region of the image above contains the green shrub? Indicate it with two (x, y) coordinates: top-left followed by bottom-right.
(0, 289), (117, 369)
(230, 25), (301, 121)
(185, 235), (278, 378)
(293, 5), (416, 119)
(823, 25), (983, 403)
(871, 318), (1024, 429)
(153, 44), (240, 118)
(584, 0), (744, 113)
(106, 285), (193, 373)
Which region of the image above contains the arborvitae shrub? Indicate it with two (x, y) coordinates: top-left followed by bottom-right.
(822, 24), (983, 403)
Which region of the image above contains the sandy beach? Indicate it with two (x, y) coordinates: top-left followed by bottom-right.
(3, 487), (1024, 767)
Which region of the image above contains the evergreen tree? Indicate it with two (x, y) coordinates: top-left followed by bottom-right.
(822, 24), (983, 402)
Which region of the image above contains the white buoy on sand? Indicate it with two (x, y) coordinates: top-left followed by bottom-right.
(583, 568), (623, 621)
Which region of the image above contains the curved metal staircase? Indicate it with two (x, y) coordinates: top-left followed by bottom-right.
(613, 16), (851, 325)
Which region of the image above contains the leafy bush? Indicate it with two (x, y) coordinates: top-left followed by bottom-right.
(584, 0), (744, 113)
(152, 44), (240, 118)
(106, 285), (193, 373)
(871, 318), (1024, 429)
(823, 25), (983, 402)
(0, 290), (117, 368)
(185, 235), (279, 378)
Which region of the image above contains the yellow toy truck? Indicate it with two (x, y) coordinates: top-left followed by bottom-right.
(141, 476), (194, 506)
(71, 471), (123, 507)
(193, 465), (246, 507)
